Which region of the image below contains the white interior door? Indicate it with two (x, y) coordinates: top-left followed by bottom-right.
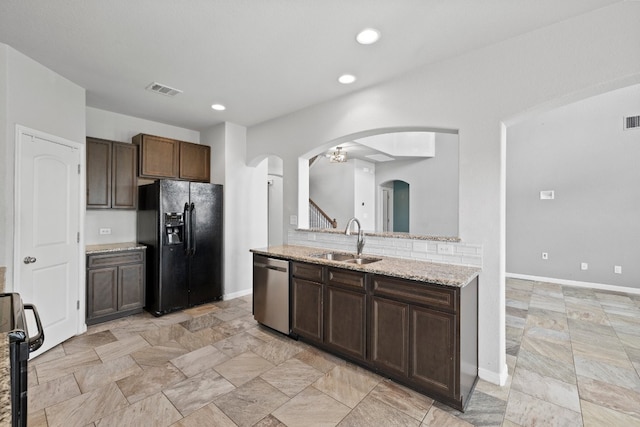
(15, 127), (82, 357)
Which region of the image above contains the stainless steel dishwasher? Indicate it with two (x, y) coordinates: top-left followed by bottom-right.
(253, 254), (290, 335)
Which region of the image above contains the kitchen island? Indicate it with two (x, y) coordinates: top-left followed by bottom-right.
(250, 245), (480, 411)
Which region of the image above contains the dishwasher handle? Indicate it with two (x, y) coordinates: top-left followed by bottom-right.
(253, 261), (288, 273)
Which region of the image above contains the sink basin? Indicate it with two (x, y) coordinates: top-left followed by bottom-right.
(311, 252), (381, 265)
(342, 257), (381, 265)
(313, 252), (356, 261)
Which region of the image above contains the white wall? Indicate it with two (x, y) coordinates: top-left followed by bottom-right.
(84, 107), (201, 245)
(0, 43), (86, 289)
(309, 158), (375, 230)
(309, 157), (354, 228)
(246, 2), (640, 384)
(353, 159), (375, 231)
(507, 84), (640, 290)
(376, 133), (459, 236)
(202, 122), (267, 299)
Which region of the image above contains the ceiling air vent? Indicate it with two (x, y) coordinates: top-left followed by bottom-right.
(146, 82), (183, 97)
(624, 115), (640, 130)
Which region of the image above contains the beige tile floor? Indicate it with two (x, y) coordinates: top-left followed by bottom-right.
(25, 278), (640, 426)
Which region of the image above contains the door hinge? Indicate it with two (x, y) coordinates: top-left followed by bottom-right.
(78, 164), (81, 174)
(77, 232), (80, 243)
(77, 300), (80, 310)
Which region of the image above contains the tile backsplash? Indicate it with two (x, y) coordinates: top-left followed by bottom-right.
(287, 229), (482, 268)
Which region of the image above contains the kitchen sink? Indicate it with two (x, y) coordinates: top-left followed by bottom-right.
(311, 252), (381, 265)
(342, 257), (381, 265)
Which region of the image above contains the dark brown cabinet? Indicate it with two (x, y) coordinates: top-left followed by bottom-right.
(133, 133), (210, 182)
(370, 274), (478, 411)
(324, 268), (367, 361)
(291, 262), (324, 343)
(86, 137), (137, 209)
(86, 249), (145, 325)
(370, 296), (409, 377)
(179, 140), (211, 182)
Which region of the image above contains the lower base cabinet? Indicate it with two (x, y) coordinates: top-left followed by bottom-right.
(324, 267), (367, 362)
(370, 296), (409, 377)
(291, 277), (323, 342)
(290, 261), (478, 411)
(86, 249), (146, 325)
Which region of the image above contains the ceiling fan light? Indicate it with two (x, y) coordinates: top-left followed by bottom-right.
(329, 147), (347, 163)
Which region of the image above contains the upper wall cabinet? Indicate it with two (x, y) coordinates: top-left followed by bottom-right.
(86, 137), (137, 209)
(132, 133), (210, 182)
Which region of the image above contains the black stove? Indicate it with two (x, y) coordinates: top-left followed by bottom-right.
(0, 293), (44, 427)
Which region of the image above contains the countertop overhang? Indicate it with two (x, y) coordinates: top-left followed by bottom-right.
(251, 245), (480, 288)
(86, 242), (147, 255)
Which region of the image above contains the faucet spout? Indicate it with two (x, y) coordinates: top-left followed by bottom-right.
(344, 217), (365, 258)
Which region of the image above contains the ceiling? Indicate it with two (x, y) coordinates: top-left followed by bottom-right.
(0, 0), (621, 132)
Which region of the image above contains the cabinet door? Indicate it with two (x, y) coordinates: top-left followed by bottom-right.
(291, 278), (323, 342)
(111, 142), (137, 209)
(87, 267), (118, 319)
(118, 262), (145, 311)
(86, 138), (111, 208)
(370, 296), (409, 376)
(409, 305), (456, 397)
(179, 141), (210, 182)
(135, 134), (179, 179)
(324, 285), (366, 361)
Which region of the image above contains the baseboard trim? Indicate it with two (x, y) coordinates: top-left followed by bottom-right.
(506, 273), (640, 295)
(223, 288), (252, 300)
(478, 363), (509, 386)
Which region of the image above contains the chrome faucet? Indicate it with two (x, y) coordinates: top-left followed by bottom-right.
(345, 217), (365, 258)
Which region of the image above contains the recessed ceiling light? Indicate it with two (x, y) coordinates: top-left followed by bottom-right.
(338, 74), (356, 84)
(211, 104), (226, 111)
(356, 28), (380, 45)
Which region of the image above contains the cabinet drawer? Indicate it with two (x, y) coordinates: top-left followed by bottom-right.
(327, 268), (365, 290)
(292, 262), (323, 282)
(87, 250), (144, 268)
(372, 275), (456, 312)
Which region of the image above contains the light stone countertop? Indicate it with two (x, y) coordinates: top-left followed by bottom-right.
(251, 245), (480, 288)
(0, 334), (11, 426)
(299, 228), (461, 242)
(86, 242), (147, 255)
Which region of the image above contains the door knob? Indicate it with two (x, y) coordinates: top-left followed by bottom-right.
(23, 256), (37, 264)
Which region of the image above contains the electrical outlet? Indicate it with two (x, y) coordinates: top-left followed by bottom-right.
(437, 244), (454, 255)
(581, 262), (588, 271)
(99, 228), (111, 235)
(541, 252), (548, 260)
(614, 265), (622, 274)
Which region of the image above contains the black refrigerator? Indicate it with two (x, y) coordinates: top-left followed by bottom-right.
(137, 180), (223, 316)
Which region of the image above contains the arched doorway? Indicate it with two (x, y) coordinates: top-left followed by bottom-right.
(380, 180), (409, 233)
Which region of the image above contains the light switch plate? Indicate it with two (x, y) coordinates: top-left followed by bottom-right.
(540, 190), (555, 200)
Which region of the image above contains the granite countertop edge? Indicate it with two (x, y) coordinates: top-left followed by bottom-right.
(86, 242), (147, 254)
(297, 228), (461, 242)
(0, 333), (11, 425)
(251, 245), (480, 288)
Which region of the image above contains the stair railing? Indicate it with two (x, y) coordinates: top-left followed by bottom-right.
(309, 199), (337, 229)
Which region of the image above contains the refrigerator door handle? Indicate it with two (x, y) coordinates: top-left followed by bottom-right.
(190, 202), (196, 255)
(184, 202), (191, 254)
